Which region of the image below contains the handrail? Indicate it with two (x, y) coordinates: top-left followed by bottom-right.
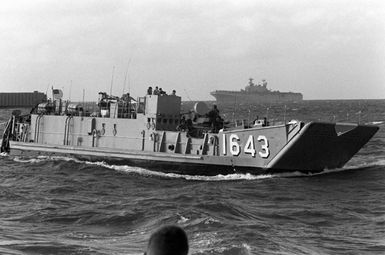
(0, 117), (12, 153)
(34, 115), (43, 143)
(63, 116), (72, 145)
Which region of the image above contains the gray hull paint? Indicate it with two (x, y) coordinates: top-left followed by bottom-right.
(5, 120), (378, 175)
(2, 94), (378, 175)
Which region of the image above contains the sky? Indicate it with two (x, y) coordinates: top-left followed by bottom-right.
(1, 0), (384, 101)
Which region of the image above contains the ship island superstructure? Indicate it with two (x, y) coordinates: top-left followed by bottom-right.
(0, 91), (46, 108)
(211, 78), (303, 104)
(0, 89), (378, 175)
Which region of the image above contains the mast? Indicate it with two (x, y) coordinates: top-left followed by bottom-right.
(122, 59), (132, 95)
(110, 66), (115, 96)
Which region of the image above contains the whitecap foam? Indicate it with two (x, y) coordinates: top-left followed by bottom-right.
(99, 161), (385, 180)
(342, 158), (385, 171)
(294, 162), (383, 177)
(192, 240), (252, 255)
(372, 159), (385, 166)
(13, 155), (83, 164)
(9, 155), (286, 180)
(8, 155), (301, 180)
(368, 121), (384, 125)
(11, 154), (384, 180)
(13, 156), (48, 163)
(98, 163), (279, 181)
(176, 213), (189, 224)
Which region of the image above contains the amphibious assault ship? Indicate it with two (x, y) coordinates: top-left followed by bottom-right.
(210, 78), (303, 104)
(0, 89), (378, 175)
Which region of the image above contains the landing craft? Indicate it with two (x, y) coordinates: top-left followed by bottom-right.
(0, 89), (379, 175)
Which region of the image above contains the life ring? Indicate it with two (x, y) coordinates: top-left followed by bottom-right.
(146, 122), (151, 129)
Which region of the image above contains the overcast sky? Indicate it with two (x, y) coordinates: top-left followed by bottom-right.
(1, 0), (384, 101)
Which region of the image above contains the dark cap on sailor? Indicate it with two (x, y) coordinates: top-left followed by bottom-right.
(144, 225), (189, 255)
(147, 86), (153, 95)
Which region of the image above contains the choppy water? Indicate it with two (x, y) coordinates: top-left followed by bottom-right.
(0, 100), (385, 255)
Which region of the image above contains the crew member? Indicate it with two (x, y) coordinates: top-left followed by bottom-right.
(186, 118), (194, 137)
(153, 86), (159, 95)
(159, 88), (166, 95)
(263, 117), (269, 127)
(207, 104), (221, 132)
(147, 87), (153, 95)
(177, 115), (187, 131)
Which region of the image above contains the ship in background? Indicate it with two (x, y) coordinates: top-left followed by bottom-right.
(0, 91), (47, 108)
(210, 78), (303, 104)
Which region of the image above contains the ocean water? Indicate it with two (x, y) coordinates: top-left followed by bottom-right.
(0, 99), (384, 255)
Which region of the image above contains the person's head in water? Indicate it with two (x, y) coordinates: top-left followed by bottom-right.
(144, 225), (188, 255)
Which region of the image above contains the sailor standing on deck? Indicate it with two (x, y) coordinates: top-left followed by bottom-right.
(207, 104), (221, 132)
(153, 86), (159, 95)
(159, 88), (166, 95)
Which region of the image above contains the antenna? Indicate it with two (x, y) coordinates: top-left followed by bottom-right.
(233, 96), (237, 123)
(183, 89), (193, 101)
(122, 59), (132, 95)
(46, 83), (50, 100)
(82, 89), (85, 106)
(110, 66), (115, 96)
(69, 80), (72, 101)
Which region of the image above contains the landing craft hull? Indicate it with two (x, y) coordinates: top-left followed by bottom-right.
(1, 93), (378, 176)
(267, 122), (379, 172)
(3, 121), (378, 176)
(6, 145), (261, 176)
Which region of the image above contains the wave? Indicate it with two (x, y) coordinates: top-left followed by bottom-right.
(192, 239), (251, 255)
(11, 155), (278, 180)
(10, 154), (385, 181)
(368, 120), (385, 125)
(69, 158), (385, 180)
(373, 159), (385, 166)
(0, 152), (9, 157)
(13, 155), (84, 164)
(87, 161), (275, 181)
(298, 159), (385, 177)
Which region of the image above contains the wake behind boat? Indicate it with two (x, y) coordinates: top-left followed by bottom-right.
(0, 88), (379, 175)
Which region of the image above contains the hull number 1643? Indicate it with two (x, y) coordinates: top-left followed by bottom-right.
(222, 134), (270, 158)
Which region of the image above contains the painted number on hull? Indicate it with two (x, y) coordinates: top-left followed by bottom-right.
(257, 135), (270, 158)
(223, 134), (270, 158)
